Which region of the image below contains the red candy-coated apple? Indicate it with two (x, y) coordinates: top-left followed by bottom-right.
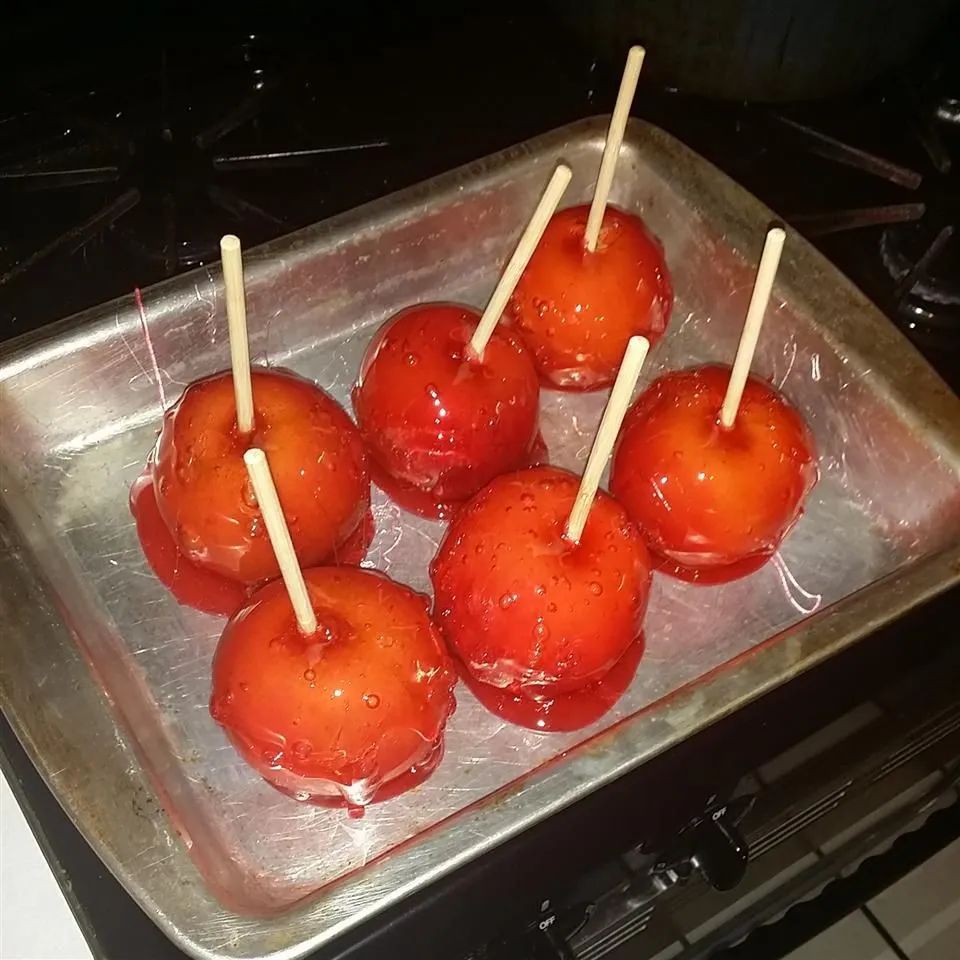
(431, 466), (651, 696)
(507, 204), (673, 391)
(352, 303), (543, 519)
(152, 368), (369, 584)
(210, 567), (456, 806)
(610, 365), (818, 580)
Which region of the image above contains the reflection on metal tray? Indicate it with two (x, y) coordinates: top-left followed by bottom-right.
(0, 118), (958, 960)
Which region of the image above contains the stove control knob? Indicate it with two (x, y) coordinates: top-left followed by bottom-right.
(690, 807), (749, 891)
(523, 901), (588, 960)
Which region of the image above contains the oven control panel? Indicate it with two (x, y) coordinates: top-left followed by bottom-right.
(478, 793), (756, 959)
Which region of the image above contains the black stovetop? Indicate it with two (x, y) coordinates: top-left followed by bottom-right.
(3, 10), (959, 386)
(1, 8), (958, 960)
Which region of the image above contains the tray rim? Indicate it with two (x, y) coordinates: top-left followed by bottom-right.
(1, 115), (959, 960)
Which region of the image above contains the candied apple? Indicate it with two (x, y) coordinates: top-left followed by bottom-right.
(610, 365), (818, 581)
(150, 368), (369, 584)
(506, 205), (672, 391)
(431, 466), (651, 697)
(353, 303), (542, 519)
(211, 567), (456, 806)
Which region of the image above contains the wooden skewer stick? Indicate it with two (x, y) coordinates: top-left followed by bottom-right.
(468, 163), (573, 361)
(221, 234), (255, 435)
(584, 45), (646, 253)
(719, 226), (787, 429)
(565, 335), (650, 545)
(243, 448), (317, 636)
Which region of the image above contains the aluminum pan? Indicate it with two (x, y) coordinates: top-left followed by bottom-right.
(1, 118), (959, 960)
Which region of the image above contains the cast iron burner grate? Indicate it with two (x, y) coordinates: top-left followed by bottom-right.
(1, 14), (958, 391)
(764, 93), (958, 353)
(641, 48), (960, 382)
(877, 87), (960, 346)
(770, 59), (960, 358)
(0, 30), (390, 332)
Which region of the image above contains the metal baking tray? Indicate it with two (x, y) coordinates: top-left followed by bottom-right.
(1, 118), (959, 960)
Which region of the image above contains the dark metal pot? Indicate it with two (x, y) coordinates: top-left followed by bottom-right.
(560, 0), (956, 102)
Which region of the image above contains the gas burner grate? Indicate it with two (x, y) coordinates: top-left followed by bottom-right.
(764, 83), (960, 358)
(0, 31), (390, 330)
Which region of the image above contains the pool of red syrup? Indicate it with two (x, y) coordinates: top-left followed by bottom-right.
(459, 634), (645, 732)
(131, 471), (375, 615)
(652, 551), (772, 585)
(370, 431), (549, 521)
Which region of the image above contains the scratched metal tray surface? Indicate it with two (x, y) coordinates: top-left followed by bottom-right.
(2, 118), (959, 960)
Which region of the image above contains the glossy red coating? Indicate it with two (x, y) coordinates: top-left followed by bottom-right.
(152, 368), (370, 584)
(506, 204), (673, 391)
(132, 470), (374, 614)
(267, 739), (446, 817)
(210, 567), (457, 806)
(610, 365), (818, 580)
(366, 430), (549, 522)
(459, 634), (645, 732)
(352, 303), (542, 518)
(431, 466), (652, 696)
(129, 472), (251, 617)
